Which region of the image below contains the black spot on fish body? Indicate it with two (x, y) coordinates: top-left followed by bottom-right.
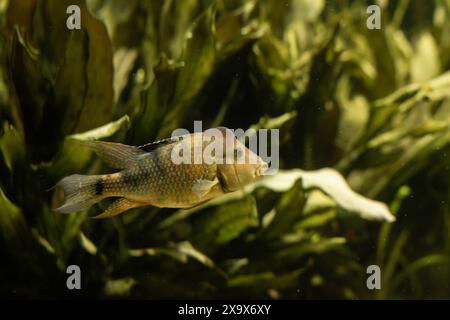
(121, 170), (143, 191)
(217, 169), (229, 192)
(121, 171), (134, 184)
(95, 179), (104, 195)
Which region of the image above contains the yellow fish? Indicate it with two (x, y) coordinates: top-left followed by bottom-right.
(55, 127), (268, 218)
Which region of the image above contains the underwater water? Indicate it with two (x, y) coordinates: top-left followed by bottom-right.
(0, 0), (449, 300)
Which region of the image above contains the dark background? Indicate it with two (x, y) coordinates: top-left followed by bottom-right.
(0, 0), (449, 299)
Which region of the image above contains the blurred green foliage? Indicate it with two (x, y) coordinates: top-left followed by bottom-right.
(0, 0), (450, 299)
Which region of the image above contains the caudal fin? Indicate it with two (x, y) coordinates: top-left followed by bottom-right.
(54, 174), (104, 213)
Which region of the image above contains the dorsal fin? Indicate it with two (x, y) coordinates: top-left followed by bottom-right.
(138, 135), (183, 152)
(80, 140), (145, 169)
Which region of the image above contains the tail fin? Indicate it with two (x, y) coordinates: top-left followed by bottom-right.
(54, 174), (104, 213)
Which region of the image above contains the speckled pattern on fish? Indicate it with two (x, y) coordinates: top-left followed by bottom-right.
(54, 127), (268, 219)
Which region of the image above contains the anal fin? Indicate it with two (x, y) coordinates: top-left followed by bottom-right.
(93, 198), (145, 219)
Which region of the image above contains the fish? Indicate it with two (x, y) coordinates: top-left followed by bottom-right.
(54, 127), (268, 219)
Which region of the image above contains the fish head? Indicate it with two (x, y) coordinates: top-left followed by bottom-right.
(216, 130), (268, 192)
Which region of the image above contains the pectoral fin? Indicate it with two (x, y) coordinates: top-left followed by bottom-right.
(92, 198), (144, 219)
(192, 178), (220, 199)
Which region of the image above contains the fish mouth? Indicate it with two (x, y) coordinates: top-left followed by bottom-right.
(255, 162), (269, 177)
